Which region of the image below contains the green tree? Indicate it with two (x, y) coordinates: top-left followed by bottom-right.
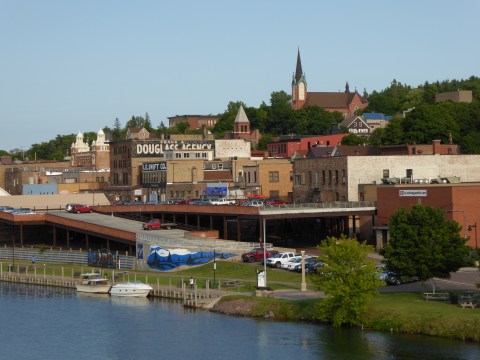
(257, 133), (274, 150)
(310, 235), (383, 327)
(175, 121), (190, 134)
(382, 205), (468, 288)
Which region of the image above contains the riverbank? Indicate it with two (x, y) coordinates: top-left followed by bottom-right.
(209, 293), (480, 342)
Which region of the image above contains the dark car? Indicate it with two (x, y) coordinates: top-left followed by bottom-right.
(72, 204), (92, 214)
(294, 257), (318, 272)
(306, 261), (325, 274)
(384, 272), (419, 285)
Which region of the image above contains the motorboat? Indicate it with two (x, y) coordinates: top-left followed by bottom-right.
(76, 273), (112, 294)
(109, 281), (153, 297)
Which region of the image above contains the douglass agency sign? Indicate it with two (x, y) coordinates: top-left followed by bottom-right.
(134, 140), (215, 157)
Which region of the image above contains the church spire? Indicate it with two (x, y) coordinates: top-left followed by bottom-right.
(295, 47), (303, 84)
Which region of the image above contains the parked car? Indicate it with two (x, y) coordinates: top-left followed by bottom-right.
(384, 272), (419, 286)
(293, 257), (318, 272)
(241, 248), (278, 263)
(189, 199), (211, 205)
(306, 261), (325, 274)
(284, 256), (304, 271)
(142, 218), (176, 230)
(72, 204), (92, 214)
(11, 208), (35, 215)
(241, 199), (265, 207)
(208, 198), (236, 205)
(264, 198), (287, 207)
(266, 252), (295, 268)
(281, 256), (303, 270)
(65, 203), (79, 212)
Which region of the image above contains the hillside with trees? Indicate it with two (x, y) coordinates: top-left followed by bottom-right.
(3, 76), (480, 160)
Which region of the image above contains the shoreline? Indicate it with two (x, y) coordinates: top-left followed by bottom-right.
(206, 294), (480, 343)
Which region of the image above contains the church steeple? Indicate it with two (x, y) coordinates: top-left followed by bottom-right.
(292, 47), (307, 110)
(295, 48), (304, 84)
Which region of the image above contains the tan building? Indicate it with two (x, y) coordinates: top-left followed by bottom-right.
(293, 153), (480, 203)
(107, 128), (253, 202)
(435, 90), (472, 104)
(242, 159), (293, 200)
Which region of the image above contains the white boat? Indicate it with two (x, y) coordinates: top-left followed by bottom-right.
(76, 273), (111, 294)
(109, 281), (153, 298)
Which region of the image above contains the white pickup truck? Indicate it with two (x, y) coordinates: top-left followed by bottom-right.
(208, 198), (235, 205)
(266, 252), (295, 268)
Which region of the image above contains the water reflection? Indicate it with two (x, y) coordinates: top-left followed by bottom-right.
(0, 282), (478, 360)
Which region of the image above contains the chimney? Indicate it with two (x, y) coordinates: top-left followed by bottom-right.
(432, 140), (441, 154)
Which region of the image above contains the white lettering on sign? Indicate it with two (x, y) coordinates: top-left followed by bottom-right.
(137, 144), (163, 155)
(142, 162), (167, 172)
(399, 190), (427, 197)
(135, 141), (214, 156)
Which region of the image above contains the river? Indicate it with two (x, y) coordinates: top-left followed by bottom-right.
(0, 282), (478, 360)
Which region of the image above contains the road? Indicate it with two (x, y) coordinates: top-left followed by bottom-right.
(269, 267), (479, 300)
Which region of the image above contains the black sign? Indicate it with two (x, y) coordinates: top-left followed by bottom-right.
(142, 162), (167, 172)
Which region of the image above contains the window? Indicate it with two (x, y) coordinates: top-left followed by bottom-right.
(406, 169), (413, 178)
(212, 163), (217, 170)
(335, 170), (339, 184)
(322, 170), (326, 184)
(295, 174), (302, 186)
(269, 171), (279, 183)
(383, 170), (389, 179)
(218, 163), (223, 170)
(270, 190), (279, 198)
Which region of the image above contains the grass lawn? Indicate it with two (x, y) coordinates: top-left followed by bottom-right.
(362, 292), (480, 341)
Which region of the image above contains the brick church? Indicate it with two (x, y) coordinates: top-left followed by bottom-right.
(291, 49), (367, 116)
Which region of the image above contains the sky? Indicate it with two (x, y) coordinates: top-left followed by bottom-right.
(1, 0), (479, 152)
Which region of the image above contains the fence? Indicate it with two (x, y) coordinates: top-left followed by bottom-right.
(0, 246), (135, 269)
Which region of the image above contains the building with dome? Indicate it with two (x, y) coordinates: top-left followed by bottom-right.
(70, 130), (110, 170)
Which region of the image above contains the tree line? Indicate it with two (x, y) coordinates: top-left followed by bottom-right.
(4, 76), (480, 160)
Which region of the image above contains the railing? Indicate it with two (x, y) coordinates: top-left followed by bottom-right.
(261, 201), (376, 210)
(0, 247), (135, 269)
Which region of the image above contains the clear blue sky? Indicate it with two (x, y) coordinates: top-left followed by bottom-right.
(1, 0), (479, 152)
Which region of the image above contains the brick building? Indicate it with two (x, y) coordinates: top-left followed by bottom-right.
(375, 183), (480, 250)
(267, 133), (347, 158)
(291, 49), (367, 115)
(168, 115), (220, 130)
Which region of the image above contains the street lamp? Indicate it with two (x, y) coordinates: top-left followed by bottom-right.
(468, 222), (478, 251)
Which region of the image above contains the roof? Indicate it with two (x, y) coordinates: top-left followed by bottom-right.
(363, 112), (392, 121)
(332, 145), (381, 156)
(234, 105), (249, 123)
(0, 193), (110, 209)
(305, 91), (367, 109)
(307, 146), (335, 158)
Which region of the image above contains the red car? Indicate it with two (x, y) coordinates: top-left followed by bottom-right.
(264, 198), (287, 207)
(72, 204), (92, 214)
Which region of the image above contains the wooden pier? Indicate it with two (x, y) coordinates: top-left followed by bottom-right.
(0, 272), (225, 309)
